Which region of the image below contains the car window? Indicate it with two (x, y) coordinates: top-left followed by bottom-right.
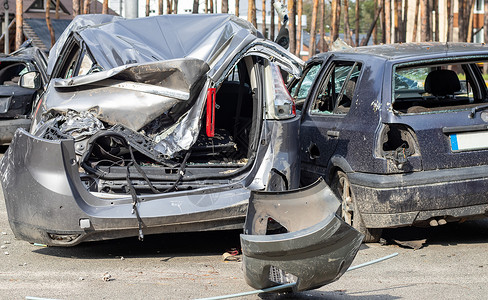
(290, 63), (322, 111)
(392, 60), (487, 114)
(55, 40), (99, 79)
(78, 53), (96, 76)
(0, 62), (28, 86)
(58, 43), (81, 79)
(310, 61), (361, 115)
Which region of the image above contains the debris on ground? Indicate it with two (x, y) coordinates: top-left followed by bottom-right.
(222, 249), (241, 262)
(102, 272), (112, 281)
(380, 238), (427, 250)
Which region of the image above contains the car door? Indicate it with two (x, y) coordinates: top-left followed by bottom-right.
(300, 60), (362, 184)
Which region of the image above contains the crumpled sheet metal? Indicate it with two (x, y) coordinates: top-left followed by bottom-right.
(47, 14), (122, 77)
(44, 59), (209, 132)
(78, 14), (256, 70)
(240, 179), (364, 292)
(208, 37), (304, 85)
(54, 58), (208, 98)
(153, 81), (210, 155)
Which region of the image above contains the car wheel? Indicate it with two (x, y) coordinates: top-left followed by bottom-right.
(331, 170), (382, 243)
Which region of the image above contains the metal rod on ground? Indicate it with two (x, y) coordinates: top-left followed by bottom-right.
(346, 252), (398, 271)
(195, 252), (399, 300)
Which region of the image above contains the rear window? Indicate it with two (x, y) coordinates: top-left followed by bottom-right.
(392, 59), (488, 114)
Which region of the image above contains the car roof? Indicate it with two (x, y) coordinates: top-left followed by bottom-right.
(0, 46), (38, 62)
(313, 42), (488, 63)
(48, 14), (258, 75)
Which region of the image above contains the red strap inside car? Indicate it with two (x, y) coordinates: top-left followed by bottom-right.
(206, 88), (216, 137)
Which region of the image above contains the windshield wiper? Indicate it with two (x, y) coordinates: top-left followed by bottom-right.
(469, 104), (488, 118)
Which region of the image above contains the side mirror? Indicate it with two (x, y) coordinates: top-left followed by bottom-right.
(19, 71), (41, 89)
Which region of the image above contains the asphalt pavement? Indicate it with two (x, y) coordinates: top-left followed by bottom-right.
(1, 162), (488, 299)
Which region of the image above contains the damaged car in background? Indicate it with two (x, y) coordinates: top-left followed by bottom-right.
(0, 41), (47, 144)
(0, 14), (363, 292)
(294, 43), (488, 242)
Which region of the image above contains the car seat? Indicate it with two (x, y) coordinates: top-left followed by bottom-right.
(424, 69), (461, 97)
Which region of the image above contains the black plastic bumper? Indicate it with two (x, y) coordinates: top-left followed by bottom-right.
(348, 167), (488, 228)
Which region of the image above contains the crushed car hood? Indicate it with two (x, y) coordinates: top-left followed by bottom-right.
(40, 14), (303, 158)
(47, 58), (209, 131)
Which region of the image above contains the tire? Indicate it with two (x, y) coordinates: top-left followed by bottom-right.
(331, 170), (382, 243)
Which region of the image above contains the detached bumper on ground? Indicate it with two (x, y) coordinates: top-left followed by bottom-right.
(241, 179), (363, 291)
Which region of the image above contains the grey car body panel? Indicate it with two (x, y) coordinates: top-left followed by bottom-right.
(300, 43), (488, 228)
(241, 179), (363, 291)
(78, 15), (256, 70)
(47, 14), (123, 77)
(1, 128), (250, 246)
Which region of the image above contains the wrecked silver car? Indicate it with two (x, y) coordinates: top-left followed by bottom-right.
(0, 14), (362, 291)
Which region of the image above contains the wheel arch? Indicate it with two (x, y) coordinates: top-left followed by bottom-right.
(327, 155), (354, 184)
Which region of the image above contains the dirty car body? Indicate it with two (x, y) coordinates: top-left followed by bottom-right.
(296, 43), (488, 242)
(0, 43), (47, 144)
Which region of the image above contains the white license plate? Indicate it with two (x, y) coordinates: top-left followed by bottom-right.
(450, 131), (488, 152)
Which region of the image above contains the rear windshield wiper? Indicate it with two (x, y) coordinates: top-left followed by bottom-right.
(469, 104), (488, 118)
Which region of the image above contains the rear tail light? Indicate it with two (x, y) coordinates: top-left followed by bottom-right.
(376, 123), (420, 173)
(270, 63), (296, 119)
(206, 87), (216, 137)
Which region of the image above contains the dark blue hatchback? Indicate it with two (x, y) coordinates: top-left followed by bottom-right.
(293, 43), (488, 242)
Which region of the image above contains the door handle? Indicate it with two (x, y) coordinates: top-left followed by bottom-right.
(327, 130), (340, 138)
